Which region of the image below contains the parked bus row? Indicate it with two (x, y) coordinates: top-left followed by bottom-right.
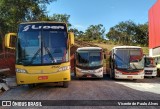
(74, 46), (158, 80)
(3, 21), (159, 88)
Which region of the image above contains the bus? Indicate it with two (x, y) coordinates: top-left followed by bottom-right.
(144, 56), (157, 77)
(75, 47), (103, 78)
(109, 46), (144, 80)
(0, 33), (16, 75)
(5, 22), (74, 88)
(155, 56), (160, 76)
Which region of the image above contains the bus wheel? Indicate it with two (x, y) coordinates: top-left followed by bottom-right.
(63, 81), (69, 88)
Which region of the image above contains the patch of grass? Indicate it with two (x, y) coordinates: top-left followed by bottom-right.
(75, 39), (149, 55)
(142, 47), (149, 55)
(94, 43), (149, 54)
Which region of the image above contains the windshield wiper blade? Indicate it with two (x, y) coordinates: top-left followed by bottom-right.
(25, 48), (41, 66)
(131, 63), (138, 69)
(44, 46), (53, 61)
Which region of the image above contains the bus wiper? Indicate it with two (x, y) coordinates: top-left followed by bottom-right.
(130, 63), (138, 70)
(44, 45), (54, 61)
(25, 48), (41, 66)
(129, 56), (139, 70)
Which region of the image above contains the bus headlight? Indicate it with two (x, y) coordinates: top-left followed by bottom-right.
(76, 68), (82, 73)
(96, 69), (103, 73)
(138, 71), (144, 75)
(16, 68), (27, 73)
(115, 70), (122, 74)
(58, 66), (70, 72)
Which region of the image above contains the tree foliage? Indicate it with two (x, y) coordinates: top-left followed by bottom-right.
(49, 14), (71, 28)
(134, 23), (148, 46)
(69, 28), (84, 37)
(0, 0), (56, 36)
(85, 24), (105, 40)
(106, 20), (148, 46)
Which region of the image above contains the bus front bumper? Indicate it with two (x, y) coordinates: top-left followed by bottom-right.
(16, 72), (71, 85)
(144, 68), (157, 77)
(115, 74), (144, 79)
(75, 67), (103, 78)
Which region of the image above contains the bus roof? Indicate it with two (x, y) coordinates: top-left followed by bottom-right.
(144, 56), (155, 59)
(112, 46), (141, 50)
(77, 47), (102, 51)
(19, 21), (66, 25)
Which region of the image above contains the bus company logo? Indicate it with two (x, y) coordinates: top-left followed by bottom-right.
(23, 25), (65, 31)
(2, 101), (11, 106)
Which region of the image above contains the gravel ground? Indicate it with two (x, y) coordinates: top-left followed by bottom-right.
(0, 75), (160, 109)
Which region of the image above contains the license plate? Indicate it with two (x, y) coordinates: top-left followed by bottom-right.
(86, 74), (92, 78)
(38, 76), (48, 80)
(127, 76), (133, 79)
(145, 72), (152, 74)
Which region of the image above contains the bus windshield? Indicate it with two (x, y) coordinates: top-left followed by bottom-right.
(145, 57), (156, 67)
(76, 51), (102, 67)
(155, 57), (160, 65)
(16, 23), (68, 65)
(115, 48), (144, 70)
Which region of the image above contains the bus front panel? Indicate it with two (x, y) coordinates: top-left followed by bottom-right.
(16, 62), (70, 84)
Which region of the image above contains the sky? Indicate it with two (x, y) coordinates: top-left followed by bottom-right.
(47, 0), (157, 33)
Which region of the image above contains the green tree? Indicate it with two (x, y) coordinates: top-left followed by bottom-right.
(69, 28), (84, 38)
(0, 0), (56, 37)
(134, 23), (148, 46)
(85, 24), (105, 40)
(49, 14), (71, 28)
(106, 20), (137, 45)
(106, 20), (148, 46)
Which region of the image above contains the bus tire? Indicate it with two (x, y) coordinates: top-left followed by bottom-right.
(63, 81), (69, 88)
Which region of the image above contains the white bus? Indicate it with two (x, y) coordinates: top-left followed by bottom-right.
(144, 56), (157, 77)
(75, 47), (103, 78)
(109, 46), (144, 80)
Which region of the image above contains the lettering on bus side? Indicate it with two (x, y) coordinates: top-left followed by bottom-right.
(51, 66), (60, 68)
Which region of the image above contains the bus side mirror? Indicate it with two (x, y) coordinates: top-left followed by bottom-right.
(69, 32), (74, 45)
(5, 33), (17, 49)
